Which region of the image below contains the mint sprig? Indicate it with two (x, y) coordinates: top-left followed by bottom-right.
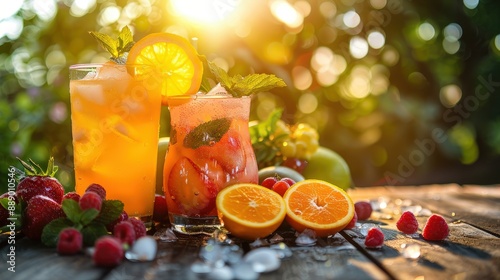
(199, 56), (286, 97)
(41, 198), (124, 247)
(90, 26), (134, 64)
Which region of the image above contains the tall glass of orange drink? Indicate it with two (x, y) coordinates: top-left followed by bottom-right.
(163, 94), (259, 234)
(69, 63), (162, 225)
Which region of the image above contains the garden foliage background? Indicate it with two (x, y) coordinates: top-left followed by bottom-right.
(1, 0), (500, 193)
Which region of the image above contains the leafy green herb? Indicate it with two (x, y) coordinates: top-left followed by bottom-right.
(41, 198), (124, 247)
(90, 26), (134, 64)
(0, 197), (23, 234)
(184, 118), (231, 149)
(199, 56), (286, 97)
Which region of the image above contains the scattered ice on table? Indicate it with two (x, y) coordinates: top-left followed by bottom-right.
(360, 223), (379, 237)
(232, 262), (260, 280)
(153, 227), (178, 243)
(295, 229), (317, 246)
(190, 260), (212, 275)
(270, 242), (293, 258)
(268, 233), (284, 244)
(401, 243), (421, 259)
(416, 208), (432, 217)
(221, 244), (244, 265)
(370, 197), (390, 211)
(85, 247), (95, 257)
(200, 240), (225, 268)
(243, 248), (281, 273)
(208, 265), (234, 280)
(249, 238), (269, 249)
(402, 205), (423, 214)
(126, 236), (157, 261)
(372, 212), (394, 220)
(312, 247), (328, 262)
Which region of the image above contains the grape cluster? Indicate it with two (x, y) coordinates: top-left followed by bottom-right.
(275, 121), (319, 161)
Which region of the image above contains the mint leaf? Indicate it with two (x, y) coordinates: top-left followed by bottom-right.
(62, 199), (83, 224)
(80, 209), (100, 226)
(184, 118), (231, 149)
(250, 108), (283, 143)
(93, 200), (124, 226)
(41, 218), (74, 247)
(82, 222), (108, 246)
(89, 26), (135, 63)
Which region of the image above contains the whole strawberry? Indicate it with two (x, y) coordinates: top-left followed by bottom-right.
(422, 214), (449, 241)
(23, 195), (65, 240)
(16, 157), (64, 204)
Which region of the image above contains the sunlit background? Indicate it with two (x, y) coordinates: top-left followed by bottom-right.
(1, 0), (500, 192)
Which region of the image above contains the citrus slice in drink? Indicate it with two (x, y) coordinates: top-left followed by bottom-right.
(283, 179), (354, 237)
(126, 33), (203, 105)
(216, 184), (286, 240)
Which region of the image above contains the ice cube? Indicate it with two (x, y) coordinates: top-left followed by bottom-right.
(249, 238), (269, 249)
(153, 227), (178, 243)
(206, 83), (230, 96)
(95, 64), (131, 80)
(401, 243), (421, 259)
(268, 233), (284, 244)
(244, 248), (281, 273)
(360, 223), (379, 237)
(270, 242), (293, 258)
(295, 229), (317, 246)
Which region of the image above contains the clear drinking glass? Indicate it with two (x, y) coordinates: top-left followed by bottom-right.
(69, 63), (162, 226)
(163, 95), (258, 234)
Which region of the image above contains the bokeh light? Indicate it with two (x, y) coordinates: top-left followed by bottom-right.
(418, 22), (436, 41)
(440, 84), (462, 108)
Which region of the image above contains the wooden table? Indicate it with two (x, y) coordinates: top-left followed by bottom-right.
(1, 184), (499, 280)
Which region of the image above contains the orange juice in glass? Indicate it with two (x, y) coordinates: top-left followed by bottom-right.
(69, 63), (161, 225)
(163, 94), (258, 234)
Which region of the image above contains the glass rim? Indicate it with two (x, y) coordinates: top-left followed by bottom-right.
(69, 63), (151, 70)
(165, 94), (251, 100)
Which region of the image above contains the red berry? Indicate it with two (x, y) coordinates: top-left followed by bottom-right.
(364, 227), (384, 248)
(85, 183), (106, 200)
(396, 211), (419, 234)
(79, 191), (102, 211)
(422, 214), (449, 241)
(63, 192), (81, 203)
(113, 221), (136, 246)
(280, 177), (296, 186)
(128, 218), (147, 238)
(153, 194), (169, 224)
(261, 177), (278, 189)
(23, 195), (65, 240)
(272, 181), (290, 197)
(57, 228), (82, 255)
(344, 211), (358, 230)
(15, 157), (64, 204)
(354, 201), (372, 220)
(106, 210), (129, 232)
(93, 236), (124, 267)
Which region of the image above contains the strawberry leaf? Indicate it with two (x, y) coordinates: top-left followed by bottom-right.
(81, 222), (108, 246)
(93, 200), (124, 226)
(41, 218), (74, 247)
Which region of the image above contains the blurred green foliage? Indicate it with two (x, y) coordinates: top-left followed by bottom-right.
(1, 0), (500, 194)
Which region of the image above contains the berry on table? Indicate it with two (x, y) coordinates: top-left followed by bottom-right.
(364, 227), (384, 248)
(354, 201), (372, 220)
(113, 221), (136, 246)
(57, 228), (83, 255)
(93, 236), (124, 267)
(344, 211), (358, 230)
(63, 192), (81, 203)
(85, 183), (106, 200)
(79, 191), (103, 212)
(106, 210), (129, 232)
(422, 214), (449, 241)
(396, 211), (419, 234)
(128, 218), (147, 238)
(23, 195), (65, 240)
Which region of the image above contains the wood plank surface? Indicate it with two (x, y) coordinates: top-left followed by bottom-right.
(1, 184), (499, 280)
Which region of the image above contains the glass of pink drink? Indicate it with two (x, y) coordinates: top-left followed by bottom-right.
(163, 95), (258, 234)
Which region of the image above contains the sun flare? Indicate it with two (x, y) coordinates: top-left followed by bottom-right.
(170, 0), (239, 24)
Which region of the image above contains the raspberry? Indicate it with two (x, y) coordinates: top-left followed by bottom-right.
(63, 192), (81, 203)
(396, 211), (419, 234)
(354, 201), (372, 220)
(85, 183), (106, 200)
(113, 221), (136, 246)
(344, 211), (358, 230)
(79, 191), (102, 211)
(128, 218), (147, 238)
(272, 181), (290, 197)
(106, 210), (129, 232)
(364, 227), (384, 248)
(57, 228), (82, 255)
(422, 214), (449, 241)
(153, 195), (169, 224)
(93, 236), (124, 267)
(261, 177), (278, 189)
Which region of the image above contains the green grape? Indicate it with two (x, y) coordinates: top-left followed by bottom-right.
(280, 141), (296, 157)
(294, 140), (308, 159)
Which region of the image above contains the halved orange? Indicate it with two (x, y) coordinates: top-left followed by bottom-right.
(126, 33), (203, 105)
(216, 184), (286, 240)
(283, 179), (354, 237)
